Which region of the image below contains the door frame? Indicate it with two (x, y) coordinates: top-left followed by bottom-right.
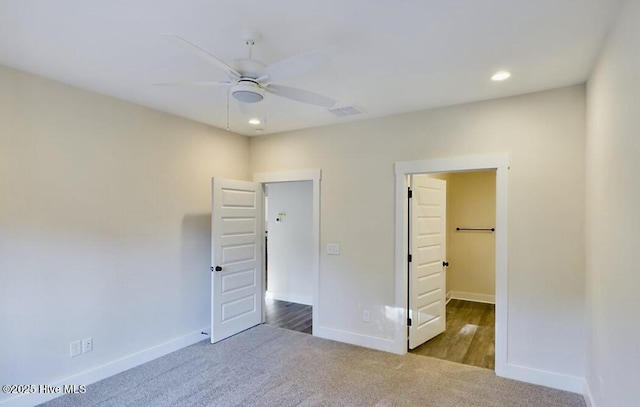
(394, 154), (508, 376)
(254, 169), (321, 334)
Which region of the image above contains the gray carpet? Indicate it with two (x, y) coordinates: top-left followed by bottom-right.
(40, 325), (585, 406)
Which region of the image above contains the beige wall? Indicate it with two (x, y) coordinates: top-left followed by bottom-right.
(437, 171), (496, 301)
(250, 85), (586, 378)
(0, 65), (250, 399)
(586, 0), (640, 405)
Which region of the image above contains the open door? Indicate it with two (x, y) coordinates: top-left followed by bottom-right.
(211, 178), (263, 343)
(409, 175), (447, 349)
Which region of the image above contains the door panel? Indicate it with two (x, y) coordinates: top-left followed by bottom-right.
(409, 175), (447, 350)
(221, 243), (256, 264)
(211, 178), (263, 343)
(221, 269), (256, 293)
(220, 217), (256, 236)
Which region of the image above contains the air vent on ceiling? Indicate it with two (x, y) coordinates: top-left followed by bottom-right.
(328, 105), (364, 117)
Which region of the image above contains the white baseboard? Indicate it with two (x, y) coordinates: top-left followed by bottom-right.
(449, 290), (495, 304)
(0, 327), (209, 407)
(498, 362), (585, 394)
(583, 379), (595, 407)
(446, 291), (453, 304)
(265, 290), (312, 306)
(2, 324), (586, 406)
(316, 326), (586, 396)
(314, 325), (397, 354)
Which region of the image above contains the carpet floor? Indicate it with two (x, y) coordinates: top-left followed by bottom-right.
(40, 325), (585, 407)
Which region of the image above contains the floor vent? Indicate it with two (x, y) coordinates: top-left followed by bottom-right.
(328, 105), (364, 117)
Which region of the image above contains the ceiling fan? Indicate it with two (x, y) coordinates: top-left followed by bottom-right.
(156, 32), (336, 110)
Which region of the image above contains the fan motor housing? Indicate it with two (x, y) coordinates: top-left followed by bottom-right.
(231, 80), (265, 103)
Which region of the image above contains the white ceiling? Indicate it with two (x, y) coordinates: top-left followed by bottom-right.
(0, 0), (624, 136)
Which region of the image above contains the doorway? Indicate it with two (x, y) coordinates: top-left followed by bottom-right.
(393, 154), (508, 376)
(409, 171), (496, 370)
(210, 170), (321, 344)
(263, 181), (314, 334)
(254, 169), (322, 336)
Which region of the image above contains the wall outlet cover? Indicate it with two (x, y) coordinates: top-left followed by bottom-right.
(326, 243), (340, 255)
(70, 340), (82, 357)
(362, 310), (371, 322)
(82, 337), (93, 354)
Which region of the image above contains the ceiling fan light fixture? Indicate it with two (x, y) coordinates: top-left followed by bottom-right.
(231, 81), (265, 103)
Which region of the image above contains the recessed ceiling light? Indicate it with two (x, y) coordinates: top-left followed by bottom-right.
(491, 71), (511, 81)
(248, 118), (261, 125)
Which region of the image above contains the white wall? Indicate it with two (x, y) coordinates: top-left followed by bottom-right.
(0, 66), (250, 405)
(0, 62), (593, 403)
(266, 181), (314, 305)
(585, 0), (640, 405)
(250, 85), (586, 383)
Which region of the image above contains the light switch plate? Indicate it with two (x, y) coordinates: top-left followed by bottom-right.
(326, 243), (340, 255)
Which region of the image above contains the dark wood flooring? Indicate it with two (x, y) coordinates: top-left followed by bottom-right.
(410, 299), (495, 370)
(264, 298), (312, 334)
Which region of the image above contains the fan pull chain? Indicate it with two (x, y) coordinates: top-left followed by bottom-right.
(226, 88), (230, 131)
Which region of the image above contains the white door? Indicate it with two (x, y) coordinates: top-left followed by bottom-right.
(409, 175), (447, 349)
(211, 178), (263, 343)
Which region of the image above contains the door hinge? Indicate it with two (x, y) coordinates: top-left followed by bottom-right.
(408, 188), (413, 199)
(407, 318), (412, 327)
(408, 254), (412, 263)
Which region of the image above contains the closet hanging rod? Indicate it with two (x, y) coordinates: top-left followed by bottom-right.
(456, 227), (495, 232)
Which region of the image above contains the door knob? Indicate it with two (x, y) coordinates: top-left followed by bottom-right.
(443, 261), (449, 267)
(215, 266), (222, 272)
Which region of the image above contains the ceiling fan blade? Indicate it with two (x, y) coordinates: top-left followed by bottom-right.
(260, 50), (327, 83)
(153, 80), (232, 87)
(265, 84), (335, 108)
(168, 35), (241, 79)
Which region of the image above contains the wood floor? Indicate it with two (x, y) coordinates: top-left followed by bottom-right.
(264, 298), (493, 370)
(410, 299), (495, 370)
(264, 298), (312, 334)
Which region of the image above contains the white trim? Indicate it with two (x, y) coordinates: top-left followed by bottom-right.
(583, 379), (595, 407)
(254, 169), (321, 184)
(266, 290), (312, 306)
(313, 325), (398, 354)
(446, 291), (453, 304)
(253, 169), (321, 338)
(0, 328), (208, 407)
(394, 154), (509, 371)
(502, 363), (585, 394)
(449, 291), (495, 304)
(394, 153), (510, 176)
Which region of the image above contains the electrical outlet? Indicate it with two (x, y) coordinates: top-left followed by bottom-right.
(362, 310), (371, 323)
(70, 340), (82, 357)
(326, 243), (340, 255)
(82, 337), (93, 354)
